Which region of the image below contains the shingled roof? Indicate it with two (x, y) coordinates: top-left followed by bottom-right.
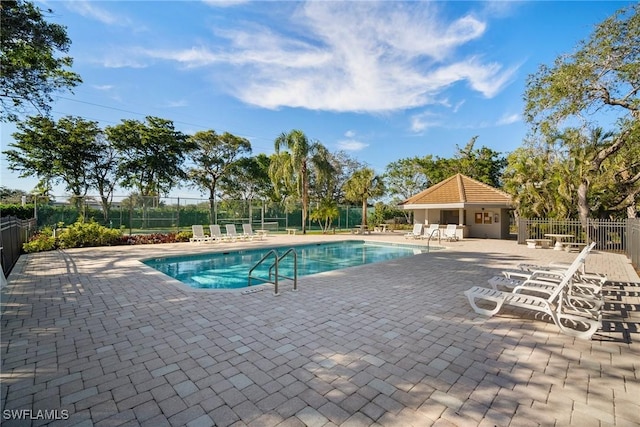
(401, 173), (512, 207)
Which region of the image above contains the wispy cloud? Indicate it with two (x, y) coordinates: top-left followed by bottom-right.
(65, 1), (133, 27)
(92, 84), (114, 91)
(337, 139), (369, 151)
(202, 0), (250, 7)
(137, 1), (520, 113)
(410, 111), (442, 133)
(497, 113), (520, 125)
(164, 99), (189, 108)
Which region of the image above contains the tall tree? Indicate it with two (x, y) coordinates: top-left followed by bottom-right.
(343, 167), (385, 229)
(106, 116), (190, 199)
(187, 130), (251, 223)
(523, 4), (639, 223)
(452, 137), (507, 187)
(5, 115), (101, 212)
(384, 157), (429, 203)
(269, 130), (332, 234)
(0, 1), (81, 121)
(88, 134), (119, 223)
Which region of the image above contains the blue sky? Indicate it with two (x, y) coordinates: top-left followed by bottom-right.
(1, 0), (633, 199)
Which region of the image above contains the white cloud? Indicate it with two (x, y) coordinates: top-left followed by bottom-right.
(138, 1), (520, 112)
(65, 1), (132, 27)
(164, 99), (189, 108)
(337, 139), (369, 151)
(497, 113), (520, 125)
(344, 130), (356, 138)
(202, 0), (249, 7)
(92, 84), (114, 91)
(410, 111), (442, 133)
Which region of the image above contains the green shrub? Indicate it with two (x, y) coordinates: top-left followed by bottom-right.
(0, 204), (35, 220)
(23, 227), (56, 253)
(56, 220), (122, 249)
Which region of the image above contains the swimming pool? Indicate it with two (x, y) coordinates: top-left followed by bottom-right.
(143, 240), (436, 290)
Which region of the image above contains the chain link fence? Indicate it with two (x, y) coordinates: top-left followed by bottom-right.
(11, 195), (371, 234)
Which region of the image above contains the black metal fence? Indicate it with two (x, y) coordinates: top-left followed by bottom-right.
(1, 216), (36, 279)
(517, 218), (640, 270)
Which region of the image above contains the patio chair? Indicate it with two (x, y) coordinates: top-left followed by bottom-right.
(464, 256), (602, 339)
(503, 243), (603, 283)
(443, 224), (459, 241)
(242, 223), (260, 240)
(516, 243), (596, 274)
(190, 225), (213, 243)
(404, 223), (423, 239)
(209, 224), (228, 242)
(225, 224), (245, 242)
(421, 224), (440, 240)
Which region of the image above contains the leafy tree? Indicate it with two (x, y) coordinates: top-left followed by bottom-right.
(5, 115), (101, 212)
(269, 130), (333, 234)
(1, 0), (81, 121)
(0, 187), (28, 204)
(187, 130), (251, 223)
(106, 116), (190, 198)
(310, 150), (360, 203)
(309, 199), (339, 233)
(451, 137), (507, 187)
(89, 134), (119, 223)
(383, 157), (429, 202)
(523, 4), (639, 223)
(343, 167), (385, 229)
(220, 154), (274, 223)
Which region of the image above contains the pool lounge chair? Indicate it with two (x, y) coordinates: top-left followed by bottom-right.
(405, 223), (423, 239)
(443, 224), (459, 241)
(190, 225), (213, 243)
(502, 243), (604, 283)
(421, 224), (441, 240)
(242, 223), (261, 240)
(225, 224), (245, 242)
(516, 243), (597, 275)
(209, 224), (228, 242)
(464, 254), (602, 339)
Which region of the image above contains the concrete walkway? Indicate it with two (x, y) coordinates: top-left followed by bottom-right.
(1, 235), (639, 426)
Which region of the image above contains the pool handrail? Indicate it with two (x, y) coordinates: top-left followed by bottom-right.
(269, 248), (298, 293)
(247, 248), (298, 295)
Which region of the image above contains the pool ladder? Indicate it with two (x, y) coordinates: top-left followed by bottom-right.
(247, 248), (298, 296)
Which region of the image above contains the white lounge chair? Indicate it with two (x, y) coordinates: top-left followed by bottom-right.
(209, 224), (228, 242)
(421, 224), (440, 240)
(225, 224), (244, 241)
(190, 225), (213, 243)
(516, 243), (597, 275)
(464, 254), (602, 339)
(404, 224), (423, 239)
(443, 224), (459, 241)
(502, 243), (603, 283)
(242, 223), (261, 240)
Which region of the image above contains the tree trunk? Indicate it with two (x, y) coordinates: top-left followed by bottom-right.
(577, 181), (589, 227)
(362, 198), (367, 228)
(209, 187), (215, 225)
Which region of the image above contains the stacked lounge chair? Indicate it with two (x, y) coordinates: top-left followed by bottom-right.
(464, 241), (604, 339)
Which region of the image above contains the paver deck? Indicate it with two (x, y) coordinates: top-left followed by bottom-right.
(2, 234), (639, 426)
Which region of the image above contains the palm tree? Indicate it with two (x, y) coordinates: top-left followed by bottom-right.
(343, 168), (385, 230)
(269, 129), (333, 234)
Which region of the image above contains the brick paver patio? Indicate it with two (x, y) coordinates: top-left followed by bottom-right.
(1, 235), (639, 426)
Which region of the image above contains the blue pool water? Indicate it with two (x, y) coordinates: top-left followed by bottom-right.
(143, 240), (435, 290)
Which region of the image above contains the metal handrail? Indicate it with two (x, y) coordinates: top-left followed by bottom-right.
(247, 248), (298, 296)
(248, 249), (278, 289)
(269, 248), (298, 293)
(426, 229), (440, 249)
